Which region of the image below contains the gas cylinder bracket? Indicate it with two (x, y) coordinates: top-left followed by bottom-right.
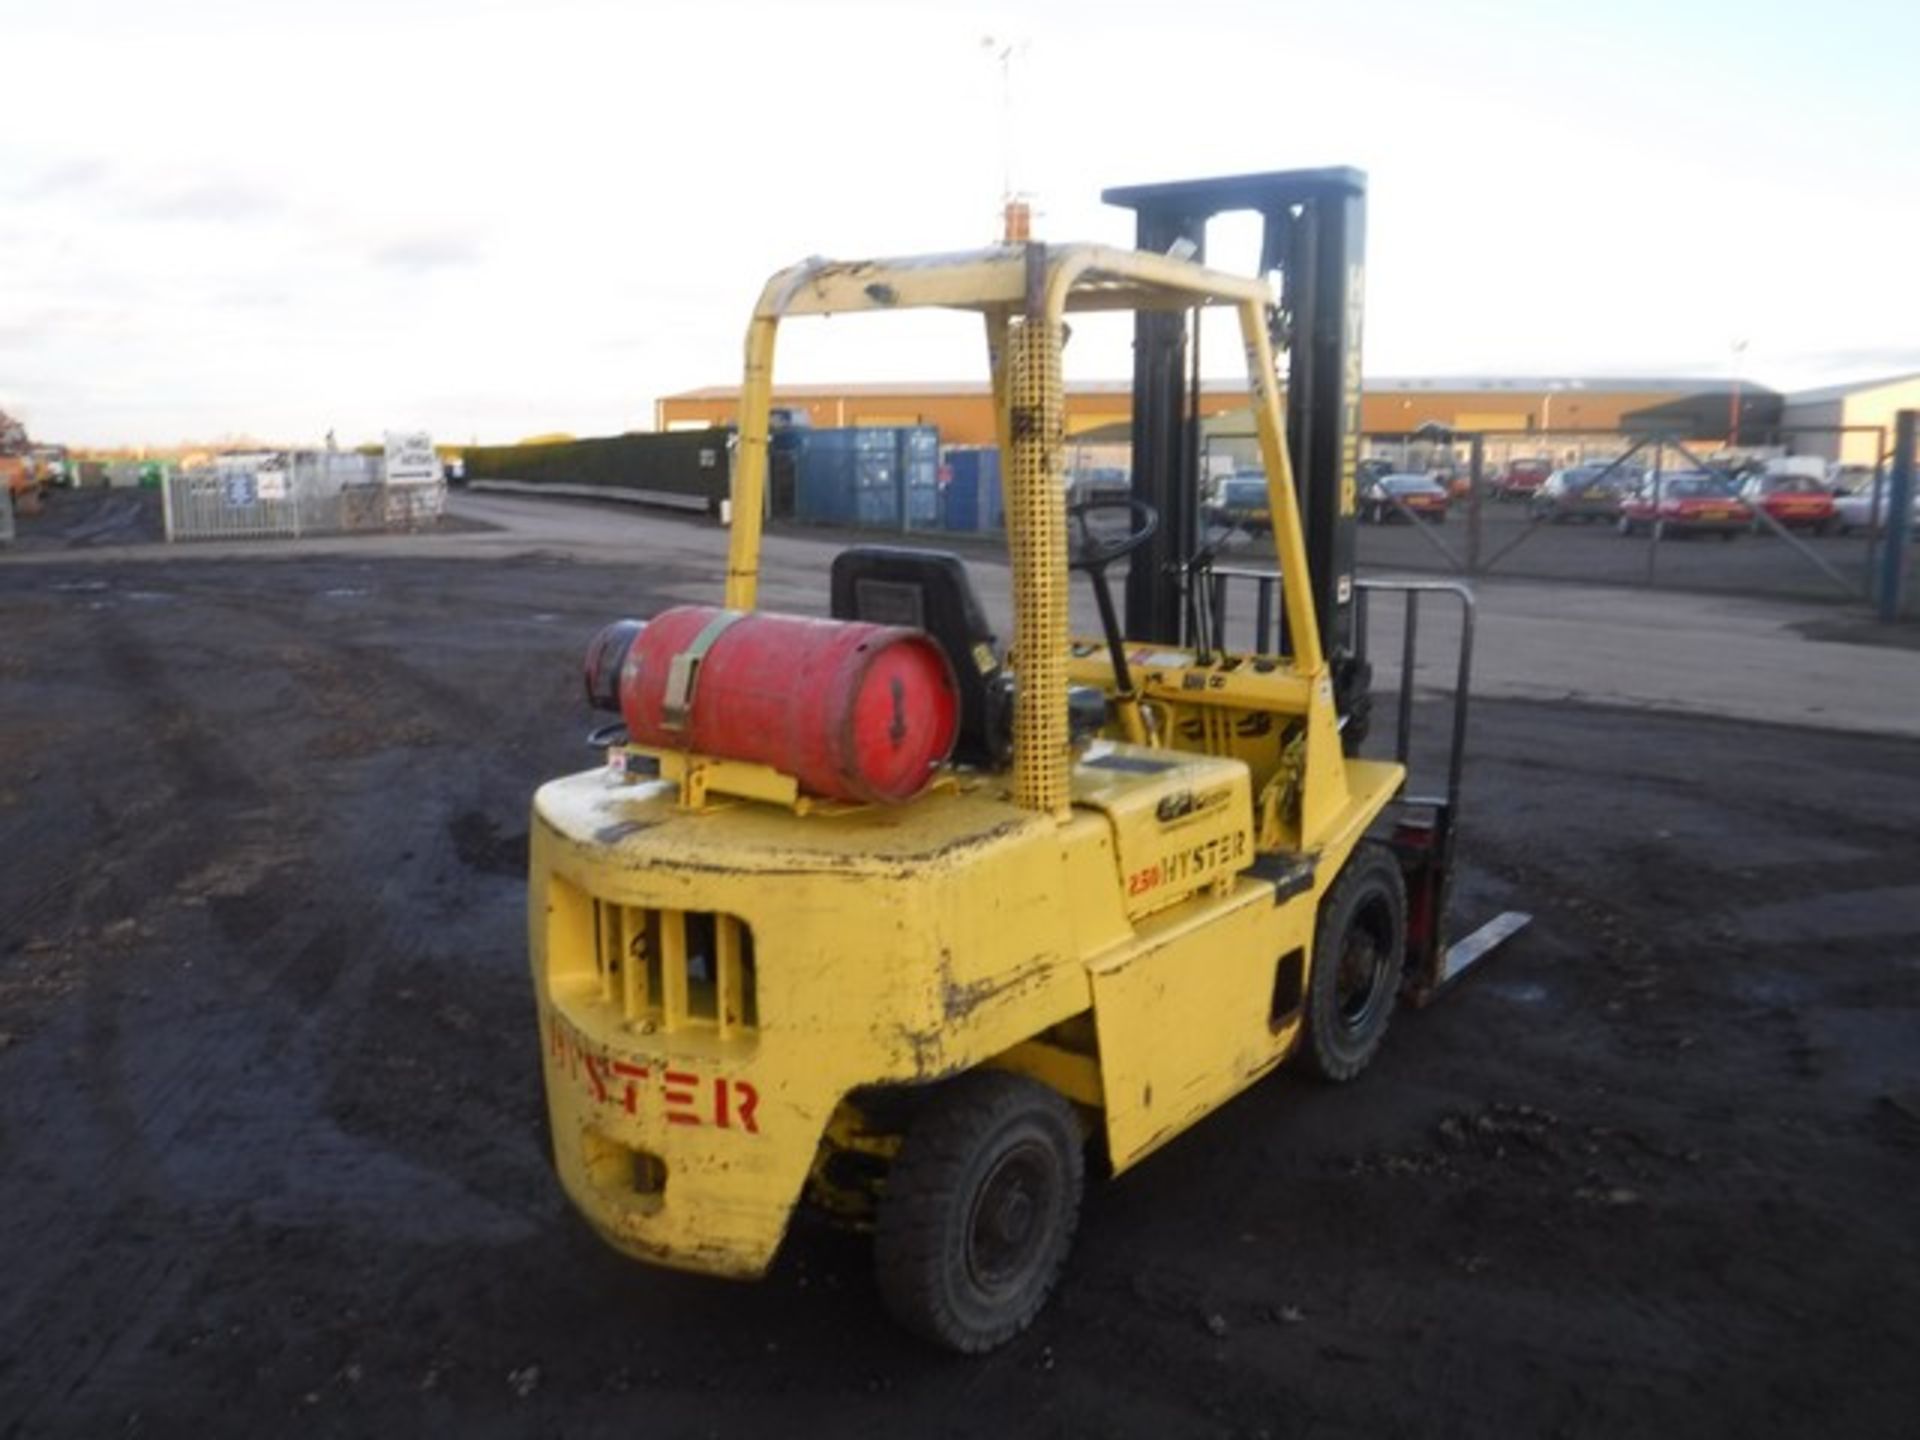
(660, 609), (746, 730)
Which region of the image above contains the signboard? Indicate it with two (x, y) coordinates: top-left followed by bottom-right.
(384, 431), (439, 486)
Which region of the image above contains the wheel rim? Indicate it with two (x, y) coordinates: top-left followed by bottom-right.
(1335, 895), (1394, 1031)
(965, 1140), (1055, 1294)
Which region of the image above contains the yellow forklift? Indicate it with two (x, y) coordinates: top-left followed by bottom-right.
(530, 170), (1526, 1352)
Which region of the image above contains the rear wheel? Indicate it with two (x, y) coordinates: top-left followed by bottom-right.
(875, 1072), (1083, 1353)
(1300, 843), (1407, 1082)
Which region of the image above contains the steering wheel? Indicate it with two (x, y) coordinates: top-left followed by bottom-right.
(1066, 495), (1160, 572)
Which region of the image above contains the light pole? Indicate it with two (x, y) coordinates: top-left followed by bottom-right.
(1728, 338), (1748, 447)
(980, 35), (1028, 236)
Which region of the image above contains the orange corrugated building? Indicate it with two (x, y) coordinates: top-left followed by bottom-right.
(655, 377), (1771, 446)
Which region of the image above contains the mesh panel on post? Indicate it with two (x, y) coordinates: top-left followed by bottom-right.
(1005, 318), (1071, 820)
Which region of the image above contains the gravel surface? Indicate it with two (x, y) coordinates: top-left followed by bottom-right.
(2, 538), (1916, 1438)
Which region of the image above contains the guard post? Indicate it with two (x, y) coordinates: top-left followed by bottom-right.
(1878, 410), (1915, 621)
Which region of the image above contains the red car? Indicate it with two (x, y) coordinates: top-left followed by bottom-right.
(1493, 457), (1553, 501)
(1617, 473), (1751, 538)
(1737, 474), (1836, 533)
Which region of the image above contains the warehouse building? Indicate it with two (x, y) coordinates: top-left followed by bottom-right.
(1778, 373), (1920, 466)
(656, 376), (1781, 448)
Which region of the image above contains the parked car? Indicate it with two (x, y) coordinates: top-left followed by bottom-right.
(1361, 472), (1450, 523)
(1738, 473), (1836, 533)
(1208, 474), (1272, 534)
(1831, 483), (1920, 537)
(1492, 457), (1553, 501)
(1530, 464), (1633, 523)
(1616, 473), (1751, 539)
(1829, 464), (1877, 496)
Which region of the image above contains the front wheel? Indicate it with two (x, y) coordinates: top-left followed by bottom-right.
(875, 1072), (1084, 1353)
(1300, 843), (1407, 1082)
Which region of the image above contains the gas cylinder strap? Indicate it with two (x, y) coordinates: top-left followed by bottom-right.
(660, 609), (746, 730)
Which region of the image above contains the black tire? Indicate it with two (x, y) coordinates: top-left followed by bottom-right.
(875, 1071), (1084, 1353)
(1299, 842), (1406, 1083)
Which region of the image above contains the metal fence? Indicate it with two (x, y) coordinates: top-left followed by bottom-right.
(1192, 423), (1910, 607)
(162, 452), (446, 543)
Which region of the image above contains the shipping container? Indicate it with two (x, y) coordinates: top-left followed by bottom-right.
(940, 447), (1003, 531)
(794, 426), (940, 531)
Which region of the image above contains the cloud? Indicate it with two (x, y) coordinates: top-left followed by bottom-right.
(0, 307), (91, 349)
(212, 287), (291, 311)
(370, 236), (479, 273)
(18, 158), (112, 201)
(133, 181), (282, 223)
(1791, 346), (1920, 376)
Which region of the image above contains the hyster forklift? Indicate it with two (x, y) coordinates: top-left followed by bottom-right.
(530, 169), (1526, 1352)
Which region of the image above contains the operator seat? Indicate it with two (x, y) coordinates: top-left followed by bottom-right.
(830, 546), (1005, 767)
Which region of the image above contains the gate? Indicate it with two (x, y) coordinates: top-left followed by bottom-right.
(162, 452), (444, 542)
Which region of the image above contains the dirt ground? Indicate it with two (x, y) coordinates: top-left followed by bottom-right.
(2, 538), (1918, 1439)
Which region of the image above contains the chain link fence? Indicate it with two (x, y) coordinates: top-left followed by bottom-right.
(162, 452), (446, 543)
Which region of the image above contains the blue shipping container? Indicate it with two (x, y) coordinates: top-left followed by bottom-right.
(941, 447), (1003, 532)
(795, 426), (941, 531)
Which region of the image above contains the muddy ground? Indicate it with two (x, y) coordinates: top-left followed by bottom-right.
(2, 545), (1917, 1439)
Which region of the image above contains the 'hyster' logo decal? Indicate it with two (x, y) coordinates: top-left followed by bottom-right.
(1127, 830), (1248, 897)
(549, 1015), (760, 1134)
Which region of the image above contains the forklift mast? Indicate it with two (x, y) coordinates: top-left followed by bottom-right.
(1103, 168), (1368, 710)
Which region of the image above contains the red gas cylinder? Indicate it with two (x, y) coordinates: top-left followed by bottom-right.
(616, 606), (958, 805)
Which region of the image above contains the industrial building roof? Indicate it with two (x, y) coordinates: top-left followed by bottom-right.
(1781, 371), (1920, 404)
(665, 375), (1777, 400)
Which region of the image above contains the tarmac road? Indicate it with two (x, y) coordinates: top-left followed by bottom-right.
(17, 489), (1915, 737)
(2, 507), (1918, 1437)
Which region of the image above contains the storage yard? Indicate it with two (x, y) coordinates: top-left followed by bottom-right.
(2, 493), (1917, 1436)
(7, 0), (1917, 1421)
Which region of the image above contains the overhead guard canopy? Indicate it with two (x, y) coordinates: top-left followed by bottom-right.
(755, 244), (1275, 319)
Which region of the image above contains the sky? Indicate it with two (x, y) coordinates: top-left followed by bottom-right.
(2, 0), (1917, 448)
